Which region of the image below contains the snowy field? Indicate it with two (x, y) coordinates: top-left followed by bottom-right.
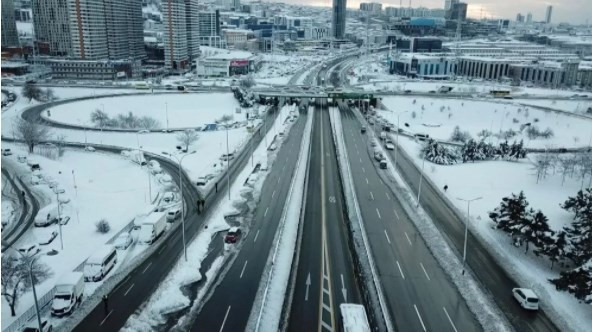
(46, 93), (240, 129)
(378, 96), (592, 149)
(121, 104), (300, 331)
(513, 99), (592, 116)
(1, 143), (164, 327)
(395, 136), (592, 331)
(253, 54), (328, 86)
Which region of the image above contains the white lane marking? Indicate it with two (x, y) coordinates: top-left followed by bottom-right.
(376, 208), (381, 219)
(393, 209), (400, 220)
(113, 277), (131, 293)
(405, 232), (412, 246)
(124, 283), (135, 296)
(384, 230), (391, 244)
(277, 177), (280, 184)
(443, 307), (459, 332)
(240, 260), (248, 279)
(420, 262), (431, 281)
(357, 150), (360, 155)
(142, 262), (152, 274)
(386, 192), (391, 200)
(414, 304), (427, 332)
(360, 157), (362, 163)
(158, 244), (167, 255)
(264, 207), (269, 217)
(366, 177), (369, 184)
(99, 310), (113, 326)
(253, 230), (260, 243)
(362, 167), (365, 173)
(370, 191), (374, 200)
(272, 190), (276, 198)
(396, 261), (405, 280)
(219, 306), (231, 332)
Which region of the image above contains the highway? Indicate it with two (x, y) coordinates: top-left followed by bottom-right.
(339, 104), (481, 331)
(190, 109), (308, 331)
(288, 105), (363, 332)
(356, 107), (559, 332)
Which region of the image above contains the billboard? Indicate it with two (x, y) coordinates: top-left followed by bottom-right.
(230, 59), (249, 67)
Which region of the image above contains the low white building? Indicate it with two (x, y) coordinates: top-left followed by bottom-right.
(389, 53), (456, 79)
(196, 48), (259, 77)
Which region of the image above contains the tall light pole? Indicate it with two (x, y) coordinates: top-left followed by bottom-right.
(55, 190), (64, 250)
(162, 150), (195, 261)
(165, 102), (169, 131)
(456, 196), (482, 275)
(11, 247), (43, 332)
(218, 115), (234, 201)
(392, 110), (409, 173)
(416, 150), (426, 207)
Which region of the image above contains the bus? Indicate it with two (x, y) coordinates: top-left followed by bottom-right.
(490, 90), (511, 98)
(340, 303), (371, 332)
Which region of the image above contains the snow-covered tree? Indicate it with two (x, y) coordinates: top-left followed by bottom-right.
(521, 209), (554, 254)
(461, 139), (478, 162)
(489, 191), (530, 240)
(176, 129), (199, 152)
(1, 254), (51, 316)
(421, 139), (459, 165)
(550, 261), (592, 304)
(15, 118), (52, 153)
(537, 231), (568, 269)
(450, 126), (472, 143)
(562, 189), (592, 265)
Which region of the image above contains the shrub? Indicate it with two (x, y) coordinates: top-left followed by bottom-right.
(95, 219), (111, 233)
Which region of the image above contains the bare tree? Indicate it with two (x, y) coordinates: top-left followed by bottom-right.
(15, 118), (52, 153)
(90, 108), (110, 128)
(1, 254), (51, 316)
(176, 129), (199, 151)
(56, 134), (67, 157)
(43, 88), (56, 102)
(22, 82), (42, 102)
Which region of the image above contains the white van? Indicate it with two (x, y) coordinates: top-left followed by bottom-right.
(512, 288), (539, 310)
(34, 204), (59, 227)
(83, 246), (117, 282)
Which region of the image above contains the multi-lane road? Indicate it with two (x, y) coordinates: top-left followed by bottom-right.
(289, 104), (362, 332)
(191, 108), (308, 331)
(339, 104), (481, 331)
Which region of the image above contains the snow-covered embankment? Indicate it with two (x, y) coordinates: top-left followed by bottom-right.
(248, 107), (313, 331)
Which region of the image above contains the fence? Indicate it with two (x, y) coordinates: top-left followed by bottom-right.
(3, 287), (56, 332)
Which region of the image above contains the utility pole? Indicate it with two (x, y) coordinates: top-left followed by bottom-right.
(55, 191), (64, 250)
(457, 196), (483, 275)
(416, 151), (426, 207)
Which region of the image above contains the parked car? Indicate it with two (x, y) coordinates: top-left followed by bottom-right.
(220, 153), (234, 162)
(138, 129), (150, 134)
(84, 146), (96, 152)
(166, 208), (181, 222)
(224, 227), (242, 244)
(196, 177), (208, 186)
(385, 142), (395, 150)
(361, 126), (367, 134)
(17, 155), (27, 163)
(58, 216), (71, 225)
(163, 192), (174, 203)
(114, 233), (133, 250)
(22, 319), (53, 332)
(18, 243), (39, 256)
(512, 288), (539, 310)
(2, 148), (12, 156)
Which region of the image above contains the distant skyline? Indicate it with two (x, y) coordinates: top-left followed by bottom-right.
(296, 0), (592, 24)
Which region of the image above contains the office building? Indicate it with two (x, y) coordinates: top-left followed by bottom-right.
(332, 0), (346, 39)
(444, 0), (458, 11)
(1, 0), (19, 47)
(447, 2), (467, 20)
(32, 0), (71, 56)
(67, 0), (144, 61)
(516, 13), (524, 23)
(390, 53), (456, 79)
(526, 12), (532, 23)
(162, 0), (200, 72)
(545, 5), (552, 24)
(199, 11), (220, 38)
(360, 2), (382, 14)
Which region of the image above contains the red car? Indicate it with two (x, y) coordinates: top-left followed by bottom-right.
(225, 227), (242, 244)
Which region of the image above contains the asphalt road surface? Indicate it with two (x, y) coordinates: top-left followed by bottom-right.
(354, 106), (559, 332)
(190, 109), (307, 331)
(340, 105), (481, 332)
(289, 104), (363, 332)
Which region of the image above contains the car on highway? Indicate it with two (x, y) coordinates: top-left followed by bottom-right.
(84, 146), (96, 152)
(360, 126), (366, 134)
(220, 153), (235, 162)
(2, 148), (12, 156)
(512, 288), (539, 310)
(138, 129), (150, 134)
(163, 191), (174, 203)
(22, 318), (53, 332)
(414, 133), (430, 141)
(385, 142), (395, 150)
(114, 233), (133, 250)
(224, 227), (242, 244)
(166, 208), (181, 222)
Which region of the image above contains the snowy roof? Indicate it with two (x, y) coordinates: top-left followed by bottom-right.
(207, 50), (255, 60)
(340, 304), (370, 332)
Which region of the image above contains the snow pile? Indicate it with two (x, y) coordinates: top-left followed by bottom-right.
(249, 107), (313, 332)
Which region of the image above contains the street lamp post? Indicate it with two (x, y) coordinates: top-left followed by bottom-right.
(393, 110), (409, 173)
(55, 191), (64, 250)
(165, 102), (169, 132)
(456, 196), (483, 275)
(11, 248), (43, 332)
(163, 150), (195, 261)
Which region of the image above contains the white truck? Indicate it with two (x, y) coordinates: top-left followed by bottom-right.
(127, 149), (147, 166)
(138, 212), (167, 244)
(340, 303), (371, 332)
(51, 272), (84, 317)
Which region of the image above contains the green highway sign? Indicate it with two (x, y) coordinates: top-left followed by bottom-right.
(327, 92), (373, 99)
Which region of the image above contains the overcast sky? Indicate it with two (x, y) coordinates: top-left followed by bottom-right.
(296, 0), (592, 24)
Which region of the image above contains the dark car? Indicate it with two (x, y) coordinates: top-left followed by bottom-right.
(224, 227), (242, 244)
(361, 126), (367, 134)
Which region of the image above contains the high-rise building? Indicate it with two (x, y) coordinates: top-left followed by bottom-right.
(1, 0), (19, 47)
(198, 11), (220, 38)
(545, 5), (552, 24)
(526, 12), (532, 23)
(67, 0), (144, 60)
(360, 2), (382, 14)
(447, 2), (467, 20)
(162, 0), (200, 72)
(444, 0), (458, 11)
(32, 0), (71, 56)
(516, 13), (524, 23)
(332, 0), (346, 39)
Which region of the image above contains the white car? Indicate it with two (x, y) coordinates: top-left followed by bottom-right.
(385, 142), (395, 150)
(163, 191), (174, 203)
(512, 288), (539, 310)
(22, 318), (53, 332)
(114, 233), (133, 250)
(166, 208), (181, 222)
(2, 148), (12, 156)
(84, 146), (96, 152)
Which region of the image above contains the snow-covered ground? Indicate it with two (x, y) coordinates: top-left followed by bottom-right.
(378, 96), (592, 149)
(254, 54), (328, 86)
(395, 135), (592, 331)
(1, 142), (165, 327)
(121, 104), (300, 331)
(46, 93), (240, 129)
(514, 99), (592, 116)
(1, 174), (19, 229)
